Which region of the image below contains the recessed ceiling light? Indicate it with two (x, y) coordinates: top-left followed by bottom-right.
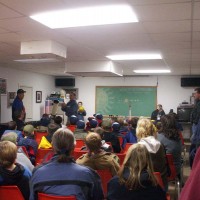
(106, 54), (162, 60)
(30, 5), (138, 29)
(133, 69), (171, 73)
(14, 58), (61, 63)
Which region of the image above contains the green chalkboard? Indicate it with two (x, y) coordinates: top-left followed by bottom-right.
(95, 86), (157, 117)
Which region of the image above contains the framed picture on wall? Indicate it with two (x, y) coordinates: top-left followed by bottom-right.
(0, 78), (7, 95)
(7, 92), (16, 107)
(36, 91), (42, 103)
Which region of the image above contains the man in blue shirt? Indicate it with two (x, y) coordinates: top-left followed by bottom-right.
(12, 89), (26, 121)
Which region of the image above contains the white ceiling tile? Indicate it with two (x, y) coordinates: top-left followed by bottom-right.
(134, 2), (191, 21)
(194, 2), (200, 19)
(193, 20), (200, 31)
(0, 3), (22, 19)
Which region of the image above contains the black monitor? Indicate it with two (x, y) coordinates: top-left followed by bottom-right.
(177, 107), (193, 122)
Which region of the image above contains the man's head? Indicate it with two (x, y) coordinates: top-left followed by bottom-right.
(17, 89), (26, 100)
(85, 132), (102, 152)
(69, 92), (76, 100)
(157, 104), (162, 110)
(194, 88), (200, 100)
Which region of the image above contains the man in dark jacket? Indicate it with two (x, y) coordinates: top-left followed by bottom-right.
(61, 92), (78, 124)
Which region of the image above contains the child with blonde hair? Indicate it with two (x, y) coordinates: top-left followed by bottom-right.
(107, 143), (166, 200)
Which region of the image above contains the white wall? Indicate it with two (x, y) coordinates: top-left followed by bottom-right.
(0, 66), (55, 123)
(0, 67), (195, 123)
(75, 76), (194, 118)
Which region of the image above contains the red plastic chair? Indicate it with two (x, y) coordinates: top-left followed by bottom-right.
(123, 143), (133, 153)
(73, 150), (88, 160)
(18, 146), (29, 158)
(118, 136), (123, 148)
(166, 154), (180, 199)
(75, 139), (85, 149)
(0, 185), (24, 200)
(116, 153), (126, 165)
(96, 169), (112, 197)
(38, 193), (76, 200)
(35, 148), (53, 165)
(34, 131), (48, 144)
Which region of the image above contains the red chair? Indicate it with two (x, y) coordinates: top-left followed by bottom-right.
(116, 153), (126, 165)
(38, 193), (76, 200)
(34, 131), (48, 144)
(118, 136), (123, 147)
(96, 169), (112, 197)
(0, 185), (24, 200)
(73, 150), (88, 160)
(123, 143), (133, 153)
(75, 139), (85, 149)
(18, 146), (29, 158)
(166, 154), (181, 199)
(35, 148), (53, 165)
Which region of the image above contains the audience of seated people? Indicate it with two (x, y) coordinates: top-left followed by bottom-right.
(136, 118), (168, 190)
(30, 128), (104, 200)
(0, 140), (32, 200)
(1, 131), (34, 172)
(102, 119), (121, 153)
(38, 123), (60, 149)
(74, 120), (87, 139)
(76, 132), (120, 176)
(157, 114), (182, 177)
(122, 117), (138, 149)
(0, 109), (193, 200)
(107, 143), (166, 200)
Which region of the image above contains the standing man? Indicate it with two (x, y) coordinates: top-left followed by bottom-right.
(189, 88), (200, 167)
(61, 92), (78, 123)
(151, 104), (165, 121)
(12, 89), (26, 121)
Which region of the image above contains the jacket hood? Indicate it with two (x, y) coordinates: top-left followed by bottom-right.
(139, 136), (161, 153)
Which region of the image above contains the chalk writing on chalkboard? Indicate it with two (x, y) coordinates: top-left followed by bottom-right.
(96, 86), (157, 117)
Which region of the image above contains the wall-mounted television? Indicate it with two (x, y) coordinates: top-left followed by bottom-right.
(55, 78), (75, 87)
(177, 107), (193, 122)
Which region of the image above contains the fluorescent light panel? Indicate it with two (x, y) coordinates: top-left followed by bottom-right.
(106, 54), (162, 60)
(14, 58), (61, 63)
(133, 69), (171, 73)
(30, 5), (138, 28)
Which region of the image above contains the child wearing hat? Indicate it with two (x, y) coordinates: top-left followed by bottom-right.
(74, 120), (87, 139)
(18, 124), (38, 165)
(66, 115), (78, 132)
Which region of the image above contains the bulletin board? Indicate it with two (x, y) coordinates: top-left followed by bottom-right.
(95, 86), (157, 117)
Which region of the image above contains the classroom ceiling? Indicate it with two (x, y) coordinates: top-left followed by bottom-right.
(0, 0), (200, 77)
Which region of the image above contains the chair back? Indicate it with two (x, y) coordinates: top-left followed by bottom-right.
(73, 150), (88, 160)
(116, 153), (126, 165)
(34, 131), (48, 144)
(0, 185), (24, 200)
(154, 172), (164, 189)
(96, 169), (112, 197)
(38, 193), (76, 200)
(75, 139), (85, 149)
(35, 148), (53, 165)
(166, 154), (177, 181)
(18, 146), (29, 158)
(123, 143), (133, 153)
(118, 136), (123, 147)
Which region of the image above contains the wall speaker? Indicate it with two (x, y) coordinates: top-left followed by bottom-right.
(181, 77), (200, 87)
(55, 78), (75, 87)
